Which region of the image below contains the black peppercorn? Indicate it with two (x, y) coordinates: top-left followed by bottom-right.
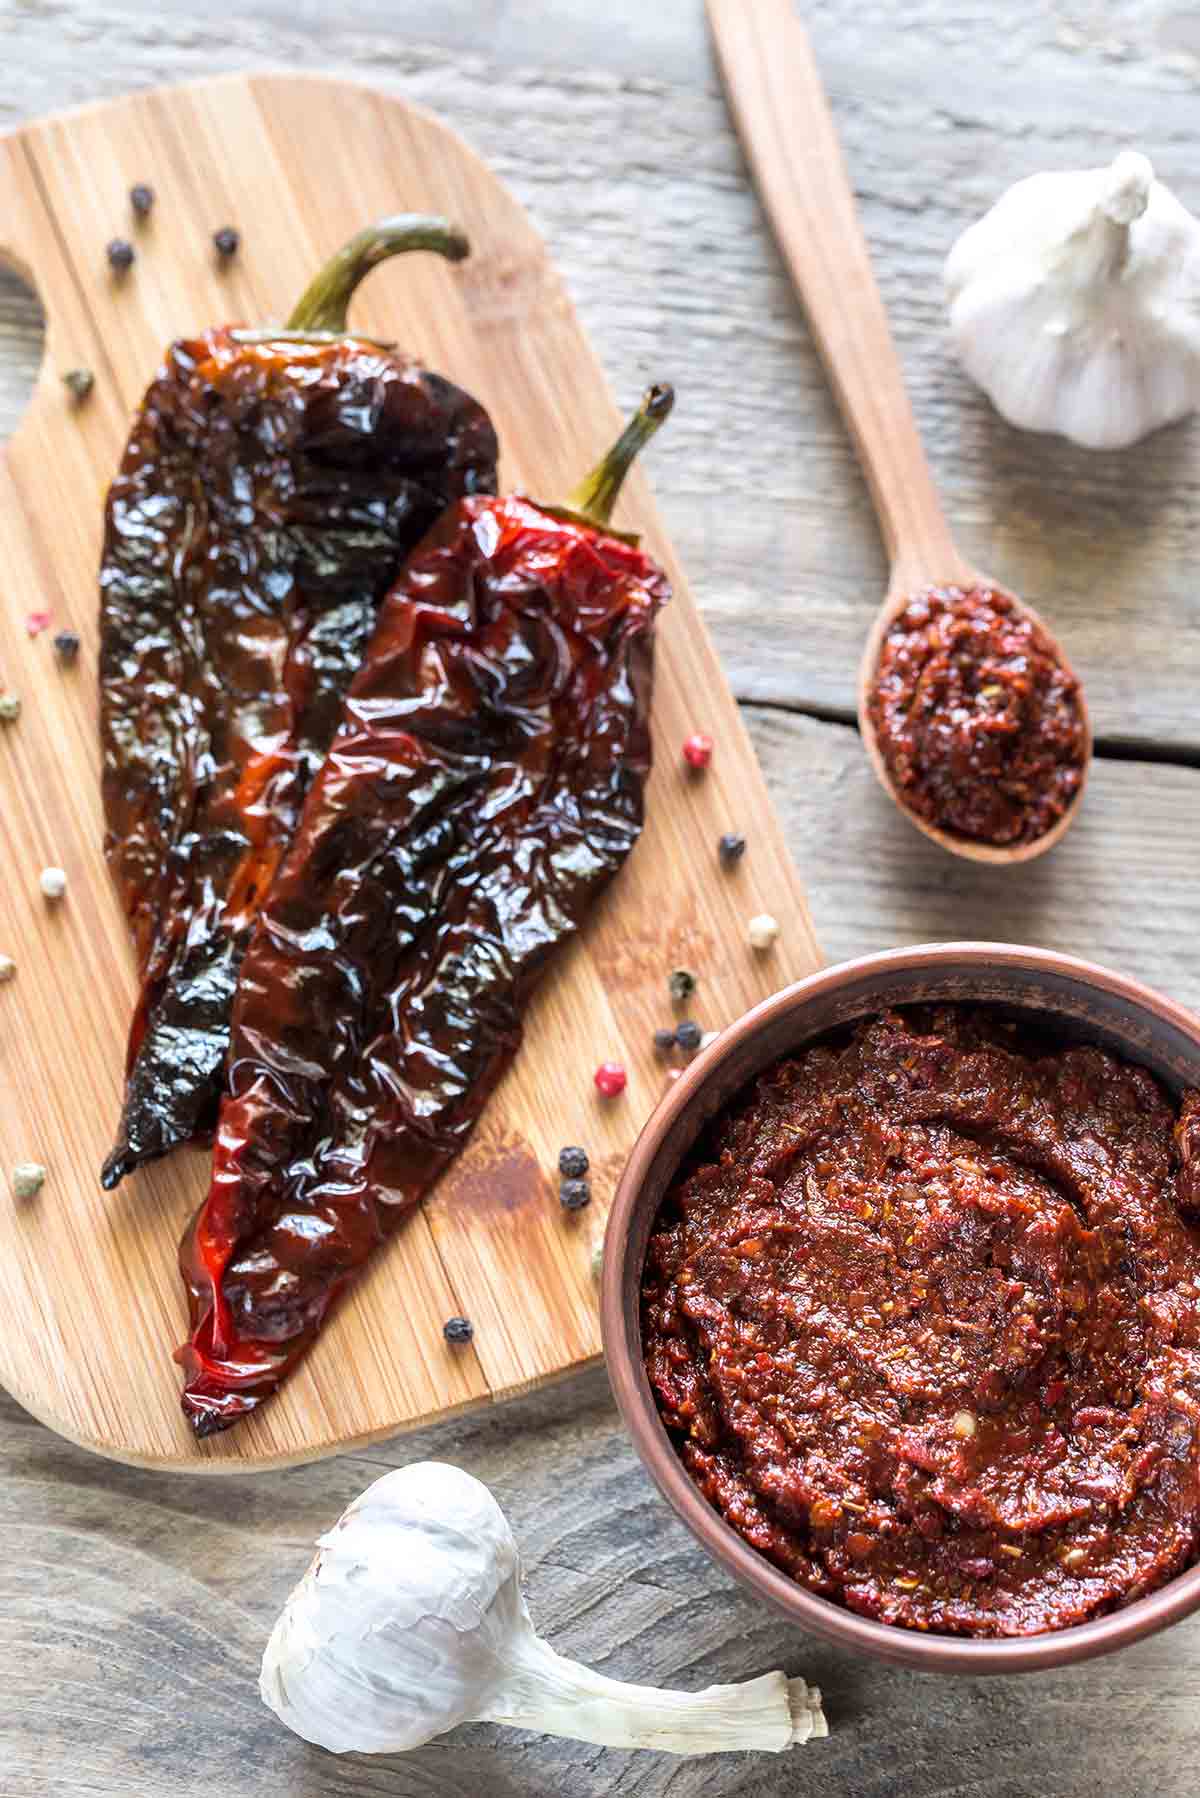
(107, 238), (135, 273)
(53, 630), (81, 665)
(213, 226), (240, 259)
(654, 1026), (677, 1056)
(129, 183), (155, 217)
(443, 1315), (474, 1344)
(668, 968), (697, 1005)
(62, 368), (94, 403)
(718, 831), (747, 867)
(558, 1145), (589, 1179)
(676, 1019), (703, 1053)
(559, 1178), (591, 1211)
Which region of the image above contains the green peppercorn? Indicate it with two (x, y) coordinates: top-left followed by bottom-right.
(676, 1020), (703, 1053)
(62, 368), (95, 403)
(0, 693), (20, 724)
(443, 1315), (474, 1344)
(558, 1145), (589, 1179)
(213, 226), (240, 259)
(559, 1178), (591, 1211)
(668, 968), (697, 1005)
(11, 1162), (45, 1200)
(107, 238), (135, 273)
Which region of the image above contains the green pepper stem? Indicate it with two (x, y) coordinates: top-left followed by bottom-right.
(566, 384), (675, 528)
(286, 214), (470, 334)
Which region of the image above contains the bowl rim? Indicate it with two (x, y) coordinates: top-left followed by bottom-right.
(601, 940), (1200, 1673)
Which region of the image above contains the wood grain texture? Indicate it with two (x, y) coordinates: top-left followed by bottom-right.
(708, 0), (960, 585)
(745, 708), (1200, 1019)
(5, 1364), (1200, 1798)
(3, 4), (1200, 1796)
(706, 0), (1092, 870)
(0, 0), (1193, 747)
(0, 74), (820, 1470)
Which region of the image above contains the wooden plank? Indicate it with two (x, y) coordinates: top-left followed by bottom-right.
(746, 707), (1200, 1017)
(2, 7), (1200, 1798)
(0, 72), (820, 1470)
(5, 1356), (1200, 1798)
(1, 6), (1199, 747)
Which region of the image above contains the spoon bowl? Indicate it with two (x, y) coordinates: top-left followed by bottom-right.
(857, 568), (1092, 865)
(708, 0), (1093, 863)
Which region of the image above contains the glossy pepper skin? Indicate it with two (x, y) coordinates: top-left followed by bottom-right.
(100, 219), (498, 1189)
(177, 388), (674, 1435)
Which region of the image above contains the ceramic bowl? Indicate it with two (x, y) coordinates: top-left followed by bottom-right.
(601, 942), (1200, 1673)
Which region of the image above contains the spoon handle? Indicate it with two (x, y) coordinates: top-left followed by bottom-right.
(708, 0), (962, 588)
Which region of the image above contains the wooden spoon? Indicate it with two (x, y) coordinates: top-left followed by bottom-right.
(707, 0), (1090, 865)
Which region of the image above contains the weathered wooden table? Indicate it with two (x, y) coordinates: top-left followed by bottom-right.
(4, 3), (1199, 1793)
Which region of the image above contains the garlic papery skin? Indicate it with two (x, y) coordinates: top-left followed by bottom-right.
(260, 1461), (826, 1758)
(945, 151), (1200, 450)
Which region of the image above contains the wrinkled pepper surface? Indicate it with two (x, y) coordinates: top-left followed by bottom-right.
(178, 386), (675, 1434)
(100, 217), (498, 1188)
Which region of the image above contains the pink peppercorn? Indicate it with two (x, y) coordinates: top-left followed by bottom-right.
(594, 1061), (627, 1099)
(682, 732), (713, 771)
(25, 610), (52, 638)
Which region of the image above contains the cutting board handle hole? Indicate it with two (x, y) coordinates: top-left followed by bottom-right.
(0, 265), (44, 448)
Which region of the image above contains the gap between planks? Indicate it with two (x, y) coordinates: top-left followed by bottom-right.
(743, 696), (1200, 773)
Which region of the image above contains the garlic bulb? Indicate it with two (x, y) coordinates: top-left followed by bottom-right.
(261, 1461), (827, 1757)
(945, 151), (1200, 449)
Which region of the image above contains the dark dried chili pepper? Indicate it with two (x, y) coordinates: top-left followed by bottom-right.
(100, 216), (498, 1189)
(177, 385), (674, 1435)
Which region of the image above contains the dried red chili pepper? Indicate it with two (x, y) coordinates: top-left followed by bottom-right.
(177, 385), (674, 1434)
(100, 217), (498, 1189)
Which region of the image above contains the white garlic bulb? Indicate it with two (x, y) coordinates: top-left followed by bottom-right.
(945, 151), (1200, 450)
(261, 1461), (826, 1757)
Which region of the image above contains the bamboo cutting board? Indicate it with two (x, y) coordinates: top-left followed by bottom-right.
(0, 73), (821, 1470)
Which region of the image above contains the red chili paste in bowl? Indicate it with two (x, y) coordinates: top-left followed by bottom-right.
(642, 1008), (1200, 1636)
